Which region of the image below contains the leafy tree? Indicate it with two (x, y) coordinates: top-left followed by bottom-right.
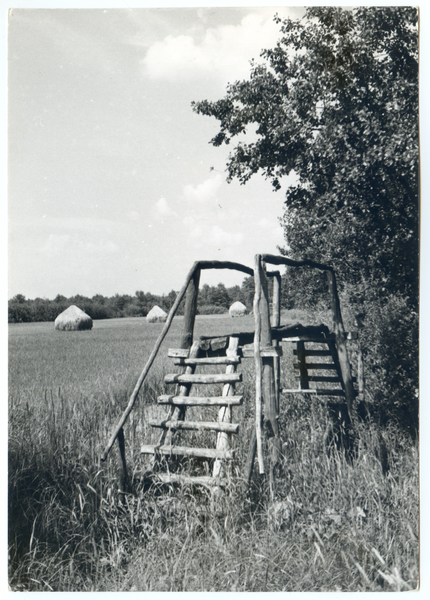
(193, 7), (419, 435)
(192, 7), (418, 306)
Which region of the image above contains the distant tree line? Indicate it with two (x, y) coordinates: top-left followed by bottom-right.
(8, 277), (260, 324)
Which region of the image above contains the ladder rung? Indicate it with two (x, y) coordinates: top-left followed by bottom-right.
(293, 350), (332, 356)
(294, 363), (337, 370)
(294, 375), (357, 383)
(164, 373), (242, 385)
(281, 388), (347, 397)
(158, 395), (243, 406)
(148, 419), (239, 434)
(140, 444), (234, 460)
(173, 356), (240, 366)
(294, 375), (343, 383)
(155, 474), (227, 487)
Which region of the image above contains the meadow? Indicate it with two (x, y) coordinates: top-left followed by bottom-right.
(8, 312), (419, 591)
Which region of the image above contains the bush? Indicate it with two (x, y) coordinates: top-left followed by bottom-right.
(197, 304), (227, 315)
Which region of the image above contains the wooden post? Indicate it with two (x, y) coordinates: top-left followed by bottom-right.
(326, 270), (355, 418)
(357, 340), (365, 395)
(255, 256), (282, 496)
(117, 427), (128, 494)
(270, 271), (281, 413)
(253, 255), (265, 475)
(180, 268), (201, 350)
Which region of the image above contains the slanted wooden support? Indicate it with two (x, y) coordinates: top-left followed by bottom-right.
(326, 270), (355, 418)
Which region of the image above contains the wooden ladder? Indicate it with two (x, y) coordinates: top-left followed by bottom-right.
(281, 334), (357, 397)
(140, 336), (242, 486)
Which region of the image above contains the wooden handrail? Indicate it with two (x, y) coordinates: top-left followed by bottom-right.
(260, 253), (333, 272)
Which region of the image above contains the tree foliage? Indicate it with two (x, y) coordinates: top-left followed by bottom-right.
(193, 7), (419, 436)
(192, 7), (419, 305)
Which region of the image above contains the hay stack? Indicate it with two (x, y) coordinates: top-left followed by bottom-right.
(229, 301), (247, 318)
(147, 305), (168, 323)
(54, 305), (93, 331)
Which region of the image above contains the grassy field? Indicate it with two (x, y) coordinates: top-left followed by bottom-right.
(8, 312), (419, 591)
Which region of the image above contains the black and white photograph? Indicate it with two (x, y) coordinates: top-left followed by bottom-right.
(7, 3), (421, 592)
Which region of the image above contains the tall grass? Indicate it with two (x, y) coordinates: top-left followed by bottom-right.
(8, 315), (418, 591)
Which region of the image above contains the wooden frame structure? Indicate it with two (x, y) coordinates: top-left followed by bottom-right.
(101, 255), (360, 493)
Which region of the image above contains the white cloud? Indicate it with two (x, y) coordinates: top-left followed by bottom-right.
(183, 174), (223, 203)
(211, 225), (243, 247)
(154, 197), (176, 217)
(142, 12), (290, 82)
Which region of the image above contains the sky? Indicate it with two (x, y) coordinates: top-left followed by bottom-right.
(7, 5), (308, 300)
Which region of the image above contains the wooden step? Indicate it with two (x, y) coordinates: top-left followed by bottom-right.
(295, 375), (342, 383)
(294, 374), (357, 383)
(158, 395), (243, 406)
(294, 362), (337, 370)
(173, 356), (240, 366)
(293, 349), (332, 356)
(281, 388), (347, 397)
(140, 444), (234, 460)
(164, 373), (242, 385)
(148, 419), (239, 434)
(155, 473), (227, 487)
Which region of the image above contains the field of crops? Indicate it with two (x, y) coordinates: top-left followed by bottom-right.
(8, 313), (419, 591)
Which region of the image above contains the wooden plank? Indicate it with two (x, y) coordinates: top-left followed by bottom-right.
(155, 474), (227, 487)
(168, 348), (190, 358)
(281, 388), (347, 397)
(158, 395), (243, 406)
(140, 444), (234, 460)
(242, 346), (283, 358)
(294, 362), (337, 370)
(164, 373), (242, 385)
(148, 419), (239, 434)
(173, 356), (240, 366)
